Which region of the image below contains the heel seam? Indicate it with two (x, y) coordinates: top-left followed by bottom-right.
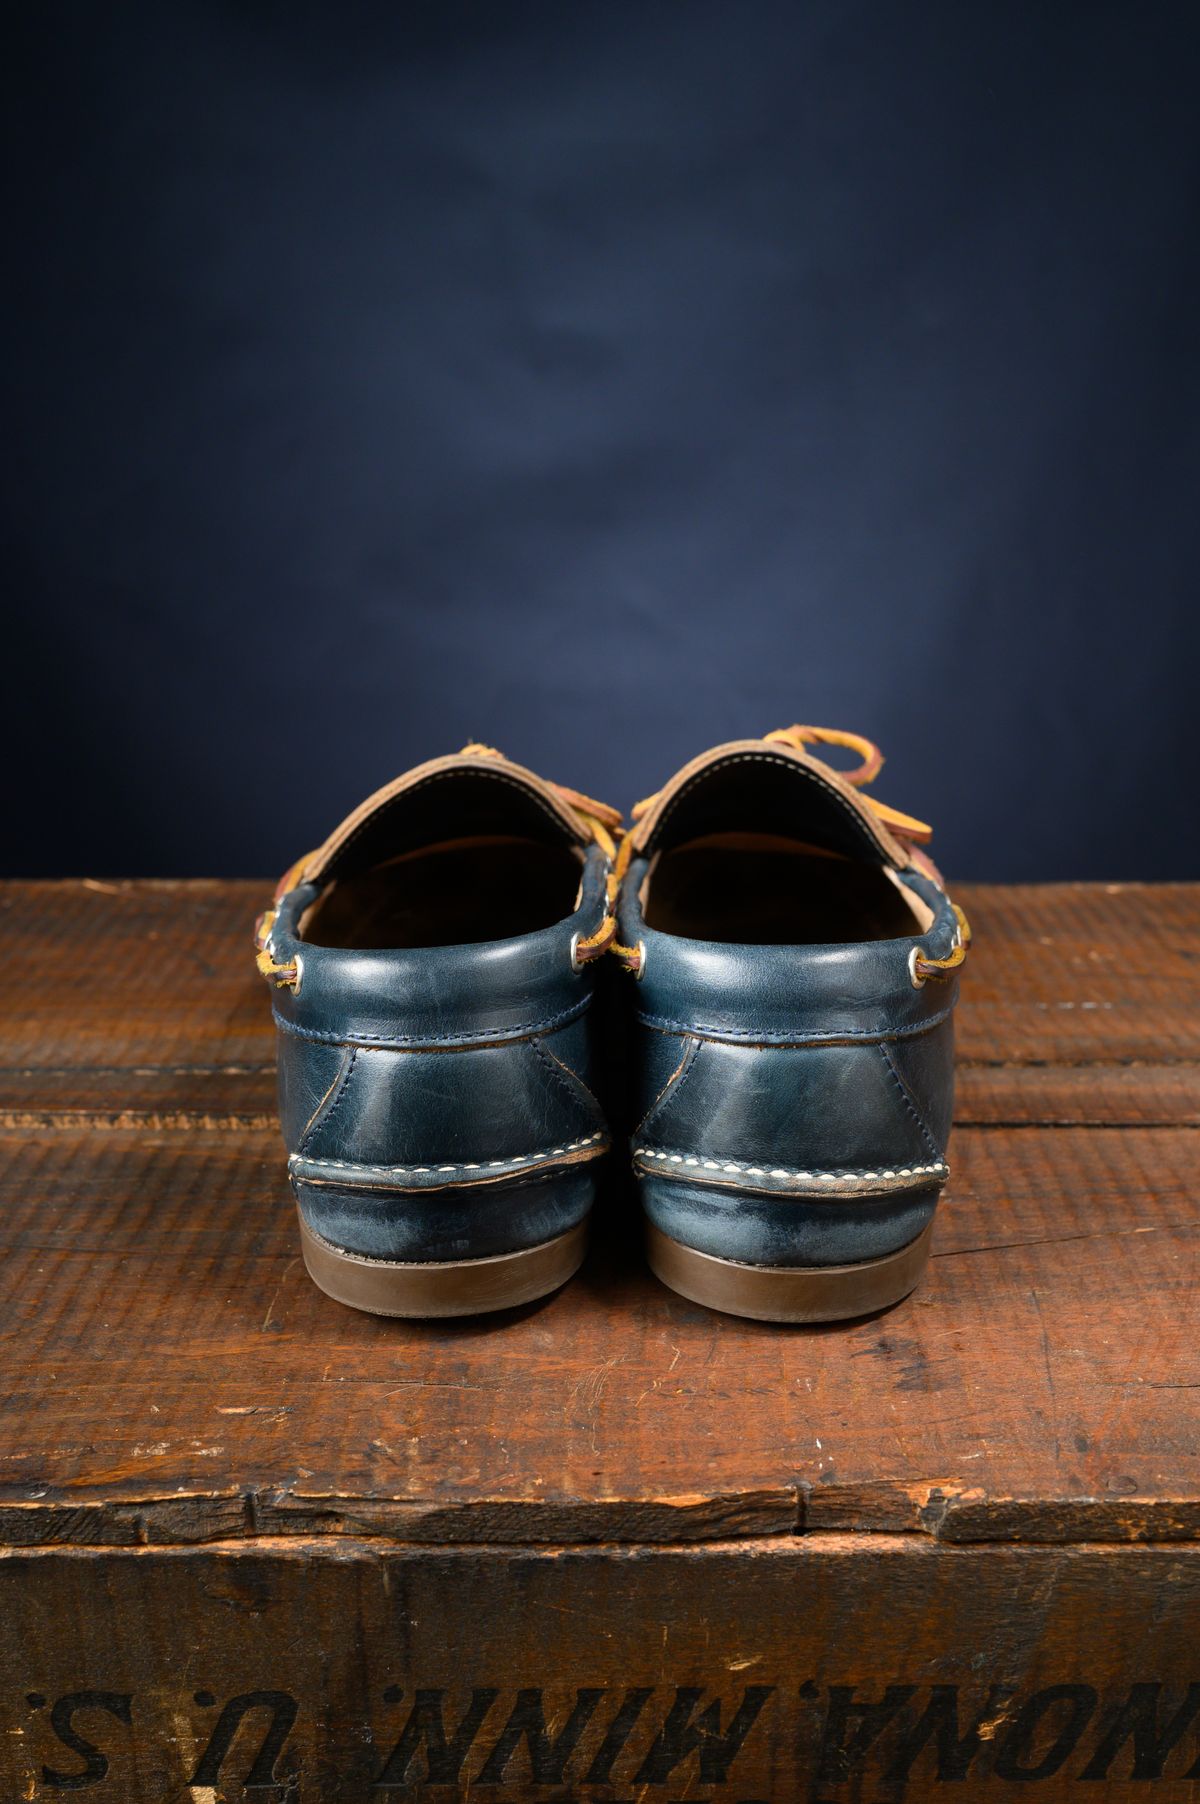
(878, 1041), (942, 1161)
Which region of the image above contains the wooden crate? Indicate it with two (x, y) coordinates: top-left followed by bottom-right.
(0, 879), (1197, 1802)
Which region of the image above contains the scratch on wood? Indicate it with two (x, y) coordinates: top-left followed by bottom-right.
(261, 1258), (299, 1332)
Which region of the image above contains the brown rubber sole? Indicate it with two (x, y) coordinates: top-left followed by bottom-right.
(297, 1215), (587, 1318)
(645, 1217), (934, 1323)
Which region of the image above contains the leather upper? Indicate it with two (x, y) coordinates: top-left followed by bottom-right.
(257, 749), (615, 1261)
(621, 859), (959, 1044)
(270, 848), (609, 1049)
(615, 729), (966, 1267)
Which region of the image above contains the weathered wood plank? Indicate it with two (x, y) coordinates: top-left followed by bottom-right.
(954, 882), (1200, 1063)
(1, 1537), (1197, 1802)
(1, 1122), (1196, 1548)
(3, 887), (1196, 1802)
(956, 1061), (1200, 1126)
(0, 879), (268, 1076)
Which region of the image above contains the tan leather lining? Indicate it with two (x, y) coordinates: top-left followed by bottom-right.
(641, 841), (926, 944)
(302, 752), (592, 885)
(299, 837), (585, 949)
(627, 739), (908, 867)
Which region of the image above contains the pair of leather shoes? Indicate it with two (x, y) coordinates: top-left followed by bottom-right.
(255, 729), (968, 1322)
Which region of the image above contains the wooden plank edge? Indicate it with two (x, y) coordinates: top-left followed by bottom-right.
(4, 1088), (1200, 1132)
(4, 1062), (1199, 1130)
(3, 1528), (1198, 1562)
(0, 1111), (276, 1130)
(2, 1485), (1197, 1549)
(804, 1482), (1200, 1544)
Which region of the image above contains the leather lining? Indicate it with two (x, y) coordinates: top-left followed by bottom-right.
(301, 836), (583, 949)
(643, 837), (926, 944)
(304, 753), (589, 883)
(631, 740), (906, 867)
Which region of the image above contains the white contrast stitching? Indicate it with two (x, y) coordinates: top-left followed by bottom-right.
(633, 1148), (947, 1183)
(291, 1132), (605, 1180)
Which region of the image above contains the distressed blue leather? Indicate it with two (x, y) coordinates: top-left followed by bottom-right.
(616, 740), (963, 1271)
(261, 756), (613, 1266)
(271, 878), (604, 1050)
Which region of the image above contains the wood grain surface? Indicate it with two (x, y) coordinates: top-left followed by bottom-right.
(2, 1537), (1198, 1801)
(0, 880), (1198, 1551)
(1, 881), (1198, 1801)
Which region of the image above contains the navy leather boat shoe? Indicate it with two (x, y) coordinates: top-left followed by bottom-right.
(612, 726), (970, 1323)
(254, 744), (621, 1317)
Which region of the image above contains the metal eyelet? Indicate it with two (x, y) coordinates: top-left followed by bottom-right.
(633, 939), (647, 981)
(908, 946), (926, 989)
(569, 932), (584, 973)
(289, 951), (304, 995)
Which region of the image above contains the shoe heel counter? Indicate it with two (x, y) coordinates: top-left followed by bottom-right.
(635, 1026), (954, 1172)
(276, 1027), (608, 1273)
(279, 1032), (604, 1169)
(634, 1024), (955, 1269)
(276, 1034), (350, 1153)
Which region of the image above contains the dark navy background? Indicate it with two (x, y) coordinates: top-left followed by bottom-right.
(5, 3), (1198, 879)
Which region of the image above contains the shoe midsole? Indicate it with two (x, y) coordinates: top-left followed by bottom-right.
(645, 1219), (934, 1324)
(635, 1169), (943, 1267)
(298, 1215), (587, 1318)
(291, 1164), (598, 1263)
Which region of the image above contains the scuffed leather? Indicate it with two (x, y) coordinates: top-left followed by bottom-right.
(271, 846), (610, 1046)
(632, 1032), (954, 1176)
(270, 842), (611, 1263)
(280, 1035), (606, 1169)
(623, 861), (959, 1042)
(638, 1176), (941, 1267)
(294, 1167), (596, 1262)
(618, 856), (960, 1269)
